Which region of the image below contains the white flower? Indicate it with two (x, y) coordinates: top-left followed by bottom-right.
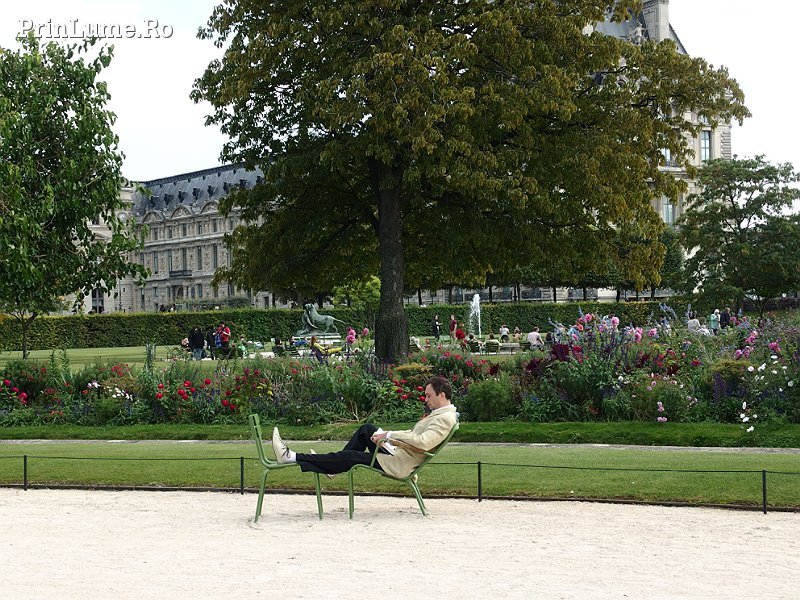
(747, 366), (755, 372)
(771, 355), (778, 360)
(742, 417), (749, 423)
(740, 413), (746, 419)
(779, 388), (784, 392)
(789, 381), (795, 387)
(758, 363), (766, 371)
(746, 426), (754, 433)
(742, 402), (747, 409)
(753, 414), (758, 419)
(772, 370), (778, 375)
(618, 376), (624, 382)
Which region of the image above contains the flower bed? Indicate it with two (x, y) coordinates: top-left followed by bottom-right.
(1, 310), (798, 428)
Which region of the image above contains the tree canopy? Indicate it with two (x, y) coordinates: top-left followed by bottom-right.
(677, 156), (800, 314)
(0, 35), (147, 356)
(193, 0), (748, 360)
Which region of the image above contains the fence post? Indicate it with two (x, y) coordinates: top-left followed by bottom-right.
(240, 457), (245, 495)
(762, 470), (768, 514)
(23, 455), (28, 491)
(477, 461), (482, 502)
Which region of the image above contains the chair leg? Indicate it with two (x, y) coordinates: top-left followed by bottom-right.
(348, 470), (356, 519)
(255, 469), (269, 522)
(409, 480), (427, 517)
(314, 473), (324, 520)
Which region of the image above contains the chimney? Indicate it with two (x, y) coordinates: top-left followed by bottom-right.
(642, 0), (670, 42)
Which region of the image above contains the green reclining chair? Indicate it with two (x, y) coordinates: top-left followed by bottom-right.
(249, 414), (323, 522)
(347, 422), (459, 518)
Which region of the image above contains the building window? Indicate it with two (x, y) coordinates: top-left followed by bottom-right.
(139, 253), (145, 266)
(213, 219), (218, 233)
(168, 251), (173, 272)
(167, 226), (172, 239)
(181, 248), (188, 270)
(700, 130), (712, 162)
(190, 286), (195, 299)
(182, 223), (188, 236)
(196, 247), (202, 270)
(213, 287), (218, 299)
(229, 217), (234, 230)
(152, 228), (158, 241)
(662, 197), (675, 225)
(91, 288), (105, 314)
(152, 251), (159, 273)
(227, 284), (234, 297)
(212, 245), (218, 268)
(140, 290), (145, 309)
(197, 284), (203, 298)
(661, 147), (674, 167)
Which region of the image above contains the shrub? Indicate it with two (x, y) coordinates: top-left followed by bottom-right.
(460, 373), (517, 422)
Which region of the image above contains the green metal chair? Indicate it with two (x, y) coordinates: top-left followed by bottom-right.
(347, 422), (459, 518)
(249, 414), (323, 522)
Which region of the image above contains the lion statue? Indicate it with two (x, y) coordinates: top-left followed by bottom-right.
(297, 303), (345, 335)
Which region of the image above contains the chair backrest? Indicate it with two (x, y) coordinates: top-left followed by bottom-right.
(249, 414), (272, 467)
(409, 421), (460, 477)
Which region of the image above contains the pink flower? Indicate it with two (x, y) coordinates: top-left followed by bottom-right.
(648, 328), (658, 338)
(610, 316), (620, 327)
(733, 349), (743, 359)
(584, 314), (593, 323)
(657, 417), (668, 423)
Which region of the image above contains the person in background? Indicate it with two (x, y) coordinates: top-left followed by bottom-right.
(499, 324), (510, 342)
(709, 309), (721, 335)
(188, 326), (205, 361)
(216, 322), (231, 357)
(449, 314), (457, 342)
(527, 327), (544, 350)
(720, 307), (731, 329)
(431, 315), (441, 343)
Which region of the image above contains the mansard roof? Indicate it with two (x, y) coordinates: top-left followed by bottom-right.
(131, 164), (264, 220)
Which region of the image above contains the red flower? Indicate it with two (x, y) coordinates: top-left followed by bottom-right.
(82, 389), (88, 395)
(157, 383), (164, 389)
(291, 368), (298, 375)
(184, 381), (192, 387)
(418, 396), (425, 402)
(400, 379), (407, 384)
(401, 394), (409, 399)
(229, 404), (236, 411)
(18, 392), (28, 402)
(11, 387), (18, 393)
(225, 390), (232, 396)
(2, 379), (9, 386)
(416, 386), (424, 391)
(155, 392), (163, 399)
(204, 378), (212, 385)
(691, 359), (702, 367)
(190, 387), (196, 393)
(221, 399), (230, 407)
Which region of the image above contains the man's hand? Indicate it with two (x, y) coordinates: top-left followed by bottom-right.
(371, 431), (388, 443)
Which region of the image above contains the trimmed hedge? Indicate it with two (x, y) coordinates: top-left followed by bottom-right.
(0, 300), (689, 351)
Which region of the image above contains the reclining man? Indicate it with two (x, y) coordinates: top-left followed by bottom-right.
(272, 376), (457, 479)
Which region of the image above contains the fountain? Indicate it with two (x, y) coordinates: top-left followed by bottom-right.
(468, 294), (482, 337)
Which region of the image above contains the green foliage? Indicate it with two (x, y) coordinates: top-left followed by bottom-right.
(192, 1), (749, 361)
(678, 157), (800, 312)
(461, 373), (518, 422)
(0, 35), (147, 357)
(0, 301), (686, 351)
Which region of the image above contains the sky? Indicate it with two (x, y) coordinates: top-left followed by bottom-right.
(2, 0), (799, 183)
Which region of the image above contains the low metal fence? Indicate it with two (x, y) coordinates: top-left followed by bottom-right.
(1, 455), (798, 514)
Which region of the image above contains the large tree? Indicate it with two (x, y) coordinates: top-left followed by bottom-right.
(0, 36), (147, 357)
(678, 156), (800, 314)
(193, 0), (748, 361)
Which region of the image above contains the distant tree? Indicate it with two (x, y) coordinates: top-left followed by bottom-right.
(193, 0), (748, 361)
(0, 36), (147, 357)
(678, 156), (800, 314)
(651, 226), (684, 298)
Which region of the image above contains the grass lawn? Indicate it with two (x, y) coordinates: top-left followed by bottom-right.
(0, 345), (256, 372)
(1, 440), (798, 508)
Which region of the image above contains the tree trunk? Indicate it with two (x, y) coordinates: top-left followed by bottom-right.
(370, 159), (408, 362)
(488, 286), (493, 303)
(616, 288), (622, 302)
(417, 288), (423, 306)
(650, 285), (656, 300)
(447, 286), (453, 304)
(552, 286), (557, 303)
(19, 313), (36, 359)
(582, 287), (588, 301)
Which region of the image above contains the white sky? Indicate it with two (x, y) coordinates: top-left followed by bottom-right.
(2, 0), (799, 182)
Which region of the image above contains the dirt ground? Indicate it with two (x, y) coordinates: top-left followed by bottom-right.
(1, 488), (798, 599)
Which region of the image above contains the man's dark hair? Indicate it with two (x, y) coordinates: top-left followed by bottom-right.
(426, 376), (452, 400)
